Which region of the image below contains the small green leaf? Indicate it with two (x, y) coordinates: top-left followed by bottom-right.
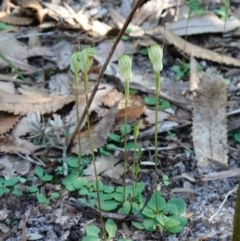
(112, 193), (124, 202)
(164, 218), (182, 233)
(0, 22), (12, 30)
(121, 35), (129, 41)
(85, 224), (100, 237)
(143, 96), (156, 106)
(67, 157), (79, 168)
(100, 193), (113, 201)
(50, 192), (60, 199)
(79, 187), (89, 195)
(234, 132), (240, 143)
(28, 186), (39, 193)
(163, 203), (178, 215)
(35, 167), (44, 178)
(126, 142), (139, 150)
(120, 124), (131, 135)
(65, 184), (76, 191)
(37, 194), (48, 203)
(99, 147), (111, 156)
(167, 198), (186, 215)
(73, 177), (88, 189)
(101, 200), (119, 211)
(4, 177), (18, 187)
(142, 206), (155, 218)
(143, 218), (156, 232)
(159, 100), (171, 110)
(103, 185), (115, 193)
(108, 133), (121, 142)
(140, 48), (148, 56)
(131, 221), (144, 230)
(147, 191), (166, 211)
(118, 201), (131, 214)
(41, 174), (53, 182)
(12, 189), (22, 196)
(106, 144), (118, 150)
(62, 174), (76, 186)
(156, 214), (168, 226)
(105, 219), (117, 239)
(82, 237), (99, 241)
(171, 216), (188, 227)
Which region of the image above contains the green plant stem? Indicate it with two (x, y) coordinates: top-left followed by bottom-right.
(74, 72), (82, 177)
(82, 72), (106, 240)
(123, 79), (130, 202)
(154, 71), (160, 214)
(132, 122), (139, 199)
(233, 182), (240, 241)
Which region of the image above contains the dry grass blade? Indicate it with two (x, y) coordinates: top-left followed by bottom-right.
(192, 68), (228, 173)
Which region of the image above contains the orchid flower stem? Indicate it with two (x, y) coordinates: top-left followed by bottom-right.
(82, 72), (106, 240)
(154, 71), (160, 214)
(123, 79), (130, 201)
(74, 72), (82, 177)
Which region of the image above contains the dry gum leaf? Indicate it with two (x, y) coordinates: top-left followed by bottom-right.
(0, 89), (75, 115)
(149, 27), (240, 67)
(0, 13), (34, 26)
(0, 136), (37, 154)
(192, 68), (228, 173)
(20, 0), (45, 24)
(167, 14), (240, 36)
(0, 112), (20, 135)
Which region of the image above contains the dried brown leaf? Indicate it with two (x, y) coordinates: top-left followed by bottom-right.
(66, 84), (113, 133)
(133, 0), (183, 26)
(149, 27), (240, 67)
(102, 89), (123, 107)
(192, 68), (228, 173)
(0, 112), (20, 135)
(52, 41), (74, 70)
(167, 14), (240, 36)
(12, 117), (30, 137)
(71, 102), (118, 155)
(20, 0), (45, 24)
(0, 155), (31, 178)
(0, 12), (34, 25)
(0, 89), (75, 115)
(0, 136), (37, 154)
(84, 156), (120, 181)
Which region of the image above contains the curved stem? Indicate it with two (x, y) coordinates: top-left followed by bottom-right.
(82, 72), (106, 240)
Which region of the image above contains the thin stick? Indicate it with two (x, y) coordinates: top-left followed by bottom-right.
(209, 185), (238, 221)
(68, 0), (144, 150)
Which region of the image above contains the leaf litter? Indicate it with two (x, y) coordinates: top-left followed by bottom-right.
(0, 0), (239, 240)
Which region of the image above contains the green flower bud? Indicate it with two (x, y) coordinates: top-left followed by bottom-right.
(70, 52), (81, 74)
(148, 44), (163, 73)
(78, 47), (98, 73)
(118, 54), (132, 81)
